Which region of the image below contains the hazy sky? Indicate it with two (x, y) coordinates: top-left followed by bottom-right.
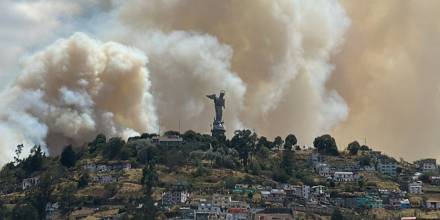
(0, 0), (439, 163)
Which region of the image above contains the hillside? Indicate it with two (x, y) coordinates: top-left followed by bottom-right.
(1, 131), (440, 219)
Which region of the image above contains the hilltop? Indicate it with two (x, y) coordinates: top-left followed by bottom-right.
(1, 130), (440, 219)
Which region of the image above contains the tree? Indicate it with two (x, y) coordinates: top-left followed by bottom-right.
(360, 145), (370, 151)
(284, 134), (297, 150)
(141, 152), (158, 220)
(164, 130), (180, 136)
(103, 137), (125, 159)
(230, 130), (257, 169)
(14, 144), (24, 164)
(21, 145), (45, 175)
(359, 156), (371, 167)
(313, 134), (339, 156)
(331, 208), (344, 220)
(78, 172), (89, 188)
(182, 130), (198, 142)
(60, 145), (76, 168)
(256, 136), (270, 151)
(88, 133), (106, 153)
(12, 203), (39, 220)
(280, 149), (294, 176)
(273, 136), (284, 150)
(0, 200), (7, 219)
(347, 141), (360, 155)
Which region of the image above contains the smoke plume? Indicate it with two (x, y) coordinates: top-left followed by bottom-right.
(116, 0), (350, 141)
(0, 33), (157, 162)
(330, 0), (440, 160)
(11, 0), (440, 164)
(0, 0), (350, 164)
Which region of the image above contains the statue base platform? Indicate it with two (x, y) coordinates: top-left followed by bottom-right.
(211, 123), (226, 140)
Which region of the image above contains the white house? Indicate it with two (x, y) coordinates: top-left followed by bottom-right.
(415, 159), (437, 173)
(195, 203), (225, 219)
(315, 163), (333, 177)
(284, 185), (310, 200)
(162, 190), (190, 206)
(311, 185), (326, 196)
(22, 177), (40, 190)
(408, 181), (423, 194)
(267, 189), (286, 203)
(333, 172), (355, 182)
(426, 199), (440, 209)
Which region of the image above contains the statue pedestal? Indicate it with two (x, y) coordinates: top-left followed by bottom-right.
(211, 122), (226, 140)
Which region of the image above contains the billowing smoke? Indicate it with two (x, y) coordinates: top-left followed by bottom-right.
(0, 33), (158, 162)
(0, 0), (351, 164)
(330, 0), (440, 160)
(116, 0), (350, 140)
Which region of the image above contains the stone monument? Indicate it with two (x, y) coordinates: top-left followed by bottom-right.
(206, 90), (226, 138)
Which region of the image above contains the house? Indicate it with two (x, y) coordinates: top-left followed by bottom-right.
(426, 199), (440, 209)
(357, 196), (383, 209)
(93, 175), (117, 184)
(83, 162), (131, 173)
(152, 135), (183, 146)
(162, 185), (190, 206)
(330, 198), (345, 207)
(111, 162), (132, 171)
(414, 158), (437, 173)
(284, 185), (310, 201)
(333, 172), (355, 182)
(408, 181), (423, 194)
(311, 185), (326, 196)
(315, 163), (333, 177)
(400, 199), (411, 209)
(97, 164), (111, 172)
(22, 177), (40, 190)
(377, 160), (398, 176)
(253, 208), (294, 220)
(431, 176), (440, 185)
(360, 165), (376, 172)
(226, 208), (248, 220)
(195, 203), (225, 220)
(260, 191), (271, 202)
(265, 189), (285, 204)
(310, 152), (324, 164)
(233, 184), (255, 194)
(178, 207), (195, 220)
(45, 202), (60, 219)
(229, 200), (248, 209)
(212, 194), (232, 208)
(162, 190), (190, 206)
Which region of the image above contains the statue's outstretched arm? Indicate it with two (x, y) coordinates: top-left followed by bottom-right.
(206, 94), (216, 99)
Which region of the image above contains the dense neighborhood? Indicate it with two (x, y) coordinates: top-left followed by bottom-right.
(2, 130), (440, 219)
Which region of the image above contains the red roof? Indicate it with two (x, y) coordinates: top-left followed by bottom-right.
(228, 208), (247, 213)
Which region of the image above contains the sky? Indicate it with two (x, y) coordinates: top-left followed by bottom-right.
(0, 0), (439, 164)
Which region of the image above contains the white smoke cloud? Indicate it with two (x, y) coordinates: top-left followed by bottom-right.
(0, 33), (158, 162)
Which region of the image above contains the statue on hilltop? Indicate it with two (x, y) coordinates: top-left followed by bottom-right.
(206, 90), (226, 138)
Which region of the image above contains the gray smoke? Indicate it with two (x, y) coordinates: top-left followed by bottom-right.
(0, 0), (350, 164)
(0, 33), (158, 162)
